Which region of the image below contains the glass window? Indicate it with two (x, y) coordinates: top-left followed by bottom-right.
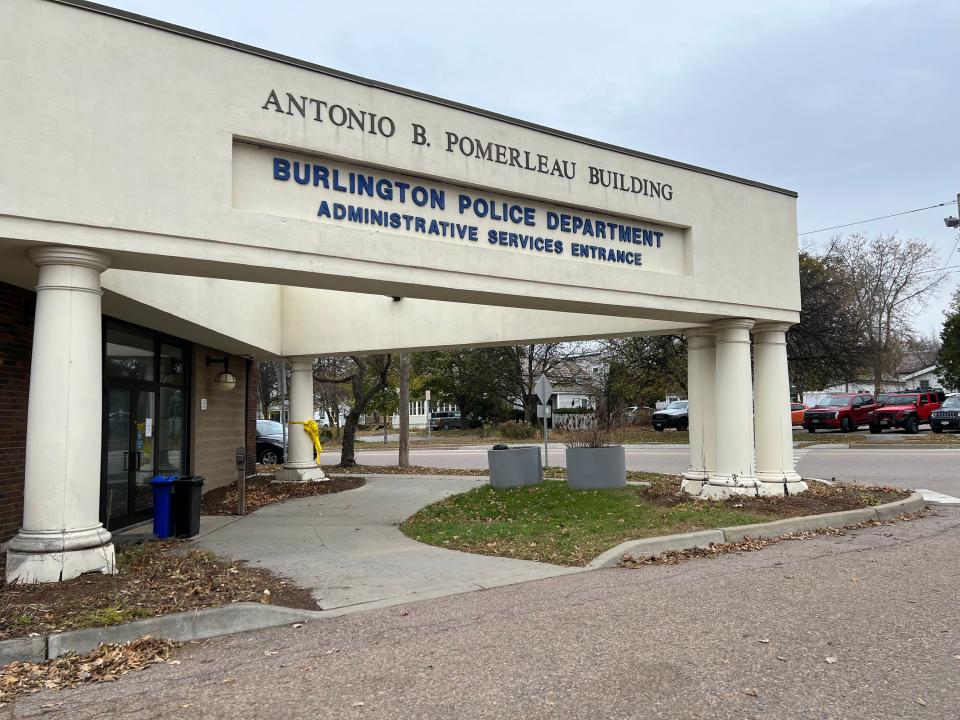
(160, 343), (185, 384)
(156, 388), (185, 476)
(257, 420), (283, 436)
(106, 324), (155, 380)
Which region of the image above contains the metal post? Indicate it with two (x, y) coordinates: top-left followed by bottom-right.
(279, 357), (288, 462)
(427, 398), (431, 443)
(543, 408), (549, 467)
(399, 352), (410, 467)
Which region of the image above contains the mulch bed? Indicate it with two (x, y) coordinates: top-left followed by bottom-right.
(1, 637), (177, 705)
(635, 474), (909, 516)
(0, 540), (317, 642)
(201, 474), (365, 515)
(620, 510), (930, 568)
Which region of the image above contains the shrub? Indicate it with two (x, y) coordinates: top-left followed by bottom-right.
(498, 420), (537, 439)
(553, 407), (594, 415)
(560, 414), (624, 448)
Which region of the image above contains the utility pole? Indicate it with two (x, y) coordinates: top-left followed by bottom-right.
(399, 352), (409, 467)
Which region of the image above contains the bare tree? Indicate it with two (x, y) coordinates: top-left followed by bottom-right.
(314, 354), (394, 467)
(256, 360), (283, 419)
(786, 241), (865, 393)
(834, 233), (947, 393)
(313, 356), (351, 437)
(498, 343), (589, 423)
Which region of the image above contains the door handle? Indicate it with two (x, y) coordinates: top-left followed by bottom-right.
(135, 452), (142, 471)
(122, 451), (129, 471)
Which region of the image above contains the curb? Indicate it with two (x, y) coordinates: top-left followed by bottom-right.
(588, 530), (725, 568)
(1, 603), (323, 665)
(588, 492), (926, 568)
(852, 444), (960, 450)
(1, 493), (930, 664)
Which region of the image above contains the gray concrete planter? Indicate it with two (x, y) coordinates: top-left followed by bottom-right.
(566, 446), (627, 489)
(488, 446), (543, 489)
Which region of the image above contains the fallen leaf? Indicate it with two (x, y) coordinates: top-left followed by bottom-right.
(758, 638), (770, 644)
(825, 657), (838, 664)
(744, 688), (758, 697)
(292, 623), (303, 629)
(264, 651), (280, 656)
(777, 656), (788, 662)
(353, 701), (365, 707)
(915, 698), (926, 706)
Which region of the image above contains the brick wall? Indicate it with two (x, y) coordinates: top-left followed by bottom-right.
(0, 282), (34, 544)
(190, 346), (248, 492)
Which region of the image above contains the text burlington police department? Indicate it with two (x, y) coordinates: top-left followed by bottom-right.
(263, 90), (672, 268)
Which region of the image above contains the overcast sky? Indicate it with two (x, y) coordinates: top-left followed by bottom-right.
(108, 0), (960, 335)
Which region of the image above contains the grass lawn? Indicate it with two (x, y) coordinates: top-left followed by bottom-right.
(401, 474), (907, 567)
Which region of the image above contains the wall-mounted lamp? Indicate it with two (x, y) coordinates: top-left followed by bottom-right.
(206, 355), (237, 392)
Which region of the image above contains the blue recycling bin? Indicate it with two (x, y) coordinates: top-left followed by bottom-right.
(150, 475), (177, 538)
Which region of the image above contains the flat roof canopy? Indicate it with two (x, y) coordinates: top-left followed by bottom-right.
(0, 0), (801, 351)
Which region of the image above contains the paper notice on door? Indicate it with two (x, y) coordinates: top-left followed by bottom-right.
(145, 418), (153, 438)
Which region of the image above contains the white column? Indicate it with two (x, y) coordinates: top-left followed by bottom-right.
(753, 322), (807, 495)
(276, 357), (325, 482)
(704, 318), (758, 498)
(681, 329), (716, 495)
(6, 247), (115, 583)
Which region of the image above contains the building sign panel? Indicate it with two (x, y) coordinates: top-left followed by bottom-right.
(232, 143), (686, 275)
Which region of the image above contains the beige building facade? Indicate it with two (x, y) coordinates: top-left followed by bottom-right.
(1, 0), (805, 582)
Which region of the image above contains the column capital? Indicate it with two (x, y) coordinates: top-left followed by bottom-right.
(753, 321), (793, 335)
(710, 318), (755, 332)
(683, 326), (714, 338)
(29, 246), (110, 273)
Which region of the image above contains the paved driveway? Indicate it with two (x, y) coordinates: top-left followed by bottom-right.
(18, 507), (960, 719)
(192, 475), (580, 613)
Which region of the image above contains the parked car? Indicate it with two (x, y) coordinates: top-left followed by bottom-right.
(870, 391), (942, 434)
(790, 402), (807, 426)
(256, 419), (286, 464)
(430, 411), (462, 431)
(803, 393), (879, 433)
(651, 400), (688, 431)
(930, 394), (960, 433)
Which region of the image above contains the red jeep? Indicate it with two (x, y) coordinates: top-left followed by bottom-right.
(868, 391), (941, 434)
(803, 393), (879, 433)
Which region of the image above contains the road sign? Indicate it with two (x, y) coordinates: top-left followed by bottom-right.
(425, 390), (431, 401)
(534, 375), (553, 406)
(536, 405), (552, 419)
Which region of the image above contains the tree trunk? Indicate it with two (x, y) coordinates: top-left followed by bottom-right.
(399, 352), (410, 467)
(340, 409), (361, 467)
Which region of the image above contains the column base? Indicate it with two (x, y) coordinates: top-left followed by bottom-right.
(6, 543), (116, 584)
(756, 472), (808, 497)
(682, 474), (760, 500)
(274, 465), (326, 483)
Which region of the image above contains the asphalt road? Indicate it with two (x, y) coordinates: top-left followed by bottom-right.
(326, 443), (960, 497)
(16, 508), (960, 719)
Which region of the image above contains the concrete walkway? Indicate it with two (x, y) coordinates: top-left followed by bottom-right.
(192, 475), (580, 613)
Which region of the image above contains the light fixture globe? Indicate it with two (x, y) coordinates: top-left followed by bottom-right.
(206, 354), (237, 392)
(214, 371), (237, 392)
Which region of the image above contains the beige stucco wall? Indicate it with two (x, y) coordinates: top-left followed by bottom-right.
(0, 0), (801, 337)
(190, 345), (247, 492)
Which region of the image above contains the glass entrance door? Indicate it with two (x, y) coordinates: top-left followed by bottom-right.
(104, 388), (156, 529)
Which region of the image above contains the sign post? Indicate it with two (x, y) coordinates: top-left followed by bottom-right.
(425, 389), (432, 443)
(534, 374), (553, 467)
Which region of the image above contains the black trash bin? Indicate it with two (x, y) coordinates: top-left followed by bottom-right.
(172, 475), (205, 538)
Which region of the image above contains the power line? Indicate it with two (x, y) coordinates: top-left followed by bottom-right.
(798, 201), (956, 236)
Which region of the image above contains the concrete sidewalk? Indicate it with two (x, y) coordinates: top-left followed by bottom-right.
(192, 475), (581, 612)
